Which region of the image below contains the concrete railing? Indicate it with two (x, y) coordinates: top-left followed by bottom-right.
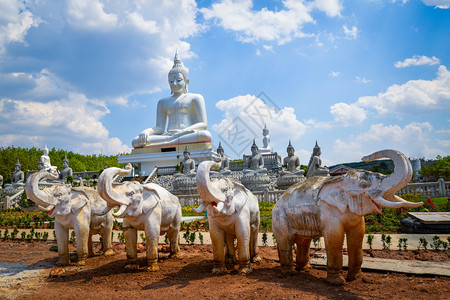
(396, 178), (449, 197)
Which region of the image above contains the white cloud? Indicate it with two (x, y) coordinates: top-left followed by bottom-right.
(354, 76), (370, 84)
(66, 0), (118, 30)
(357, 65), (450, 114)
(329, 71), (340, 77)
(201, 0), (342, 44)
(422, 0), (450, 9)
(343, 25), (358, 39)
(0, 6), (41, 54)
(395, 55), (441, 68)
(0, 90), (130, 155)
(330, 103), (367, 126)
(212, 94), (307, 156)
(263, 45), (274, 52)
(333, 122), (445, 162)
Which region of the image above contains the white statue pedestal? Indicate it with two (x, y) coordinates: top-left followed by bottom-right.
(118, 142), (219, 176)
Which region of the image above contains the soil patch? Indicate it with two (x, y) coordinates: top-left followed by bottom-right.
(0, 240), (448, 299)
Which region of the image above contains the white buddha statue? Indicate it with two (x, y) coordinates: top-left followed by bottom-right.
(3, 160), (24, 193)
(174, 147), (196, 178)
(132, 52), (212, 149)
(38, 145), (58, 175)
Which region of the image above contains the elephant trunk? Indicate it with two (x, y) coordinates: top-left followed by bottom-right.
(25, 171), (59, 207)
(195, 161), (226, 213)
(362, 149), (412, 199)
(98, 164), (132, 207)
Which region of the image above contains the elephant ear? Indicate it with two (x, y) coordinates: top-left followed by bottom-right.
(70, 189), (89, 213)
(318, 177), (379, 215)
(231, 183), (249, 214)
(141, 184), (160, 214)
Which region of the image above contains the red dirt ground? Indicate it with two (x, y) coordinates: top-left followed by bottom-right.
(0, 240), (448, 299)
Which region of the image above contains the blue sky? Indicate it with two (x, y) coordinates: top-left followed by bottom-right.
(0, 0), (449, 166)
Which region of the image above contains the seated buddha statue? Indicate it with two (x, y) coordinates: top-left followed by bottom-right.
(60, 155), (73, 182)
(38, 145), (58, 176)
(306, 141), (329, 178)
(280, 141), (304, 176)
(174, 147), (196, 177)
(132, 52), (212, 149)
(243, 140), (268, 175)
(211, 142), (232, 176)
(4, 160), (25, 193)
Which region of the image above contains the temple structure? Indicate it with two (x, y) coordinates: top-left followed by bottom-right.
(118, 53), (219, 175)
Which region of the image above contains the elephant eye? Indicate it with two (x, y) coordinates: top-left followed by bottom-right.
(129, 191), (135, 196)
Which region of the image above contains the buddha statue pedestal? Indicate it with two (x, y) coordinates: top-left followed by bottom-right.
(276, 174), (306, 190)
(172, 176), (197, 195)
(240, 173), (271, 191)
(118, 142), (219, 176)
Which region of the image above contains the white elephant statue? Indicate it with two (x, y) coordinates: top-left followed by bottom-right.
(272, 149), (423, 285)
(97, 164), (181, 271)
(25, 171), (114, 266)
(194, 161), (260, 274)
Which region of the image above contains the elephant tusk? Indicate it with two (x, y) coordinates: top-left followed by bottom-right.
(93, 205), (114, 216)
(373, 196), (423, 209)
(212, 201), (224, 214)
(193, 202), (207, 214)
(38, 204), (55, 212)
(112, 204), (127, 217)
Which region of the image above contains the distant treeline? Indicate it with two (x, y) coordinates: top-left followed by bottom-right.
(0, 146), (121, 182)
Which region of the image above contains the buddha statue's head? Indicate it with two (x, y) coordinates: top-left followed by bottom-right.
(183, 147), (191, 159)
(14, 159), (21, 172)
(287, 140), (295, 156)
(217, 142), (224, 156)
(63, 155), (69, 168)
(313, 141), (322, 156)
(251, 140), (259, 156)
(43, 145), (49, 156)
(168, 51), (189, 94)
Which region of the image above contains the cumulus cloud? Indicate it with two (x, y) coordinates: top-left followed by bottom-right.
(357, 65), (450, 114)
(330, 103), (367, 126)
(395, 55), (441, 68)
(0, 88), (130, 155)
(212, 94), (307, 156)
(422, 0), (450, 9)
(0, 2), (41, 54)
(201, 0), (342, 44)
(333, 122), (445, 161)
(343, 25), (358, 39)
(66, 0), (118, 30)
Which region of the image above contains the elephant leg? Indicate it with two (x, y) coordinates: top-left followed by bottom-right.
(249, 223), (261, 263)
(100, 224), (114, 257)
(55, 222), (70, 266)
(323, 227), (345, 285)
(277, 238), (295, 277)
(145, 225), (160, 272)
(346, 218), (365, 281)
(236, 224), (251, 275)
(74, 222), (89, 266)
(295, 235), (312, 271)
(225, 234), (237, 264)
(167, 226), (180, 258)
(88, 232), (94, 257)
(209, 222), (227, 274)
(124, 226), (139, 269)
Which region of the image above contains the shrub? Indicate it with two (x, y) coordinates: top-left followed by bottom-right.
(183, 227), (190, 244)
(431, 235), (441, 250)
(262, 232), (268, 246)
(42, 232), (49, 241)
(140, 233), (146, 243)
(189, 232), (196, 245)
(418, 237), (428, 250)
(11, 227), (19, 239)
(199, 232), (204, 245)
(312, 238), (321, 250)
(164, 233), (169, 244)
(35, 232), (41, 240)
(272, 233), (277, 247)
(118, 232), (125, 243)
(21, 231), (26, 241)
(3, 229), (9, 240)
(69, 231), (76, 244)
(366, 234), (374, 251)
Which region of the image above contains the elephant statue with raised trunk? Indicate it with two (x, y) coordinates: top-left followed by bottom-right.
(272, 149), (423, 285)
(194, 161), (260, 274)
(25, 171), (114, 266)
(97, 164), (181, 271)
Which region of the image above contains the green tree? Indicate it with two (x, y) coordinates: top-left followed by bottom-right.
(420, 155), (450, 181)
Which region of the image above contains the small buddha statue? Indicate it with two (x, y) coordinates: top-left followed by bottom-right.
(174, 147), (196, 177)
(132, 52), (212, 149)
(60, 155), (73, 182)
(280, 141), (304, 176)
(306, 141), (329, 178)
(211, 142), (232, 176)
(4, 160), (25, 193)
(243, 140), (267, 175)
